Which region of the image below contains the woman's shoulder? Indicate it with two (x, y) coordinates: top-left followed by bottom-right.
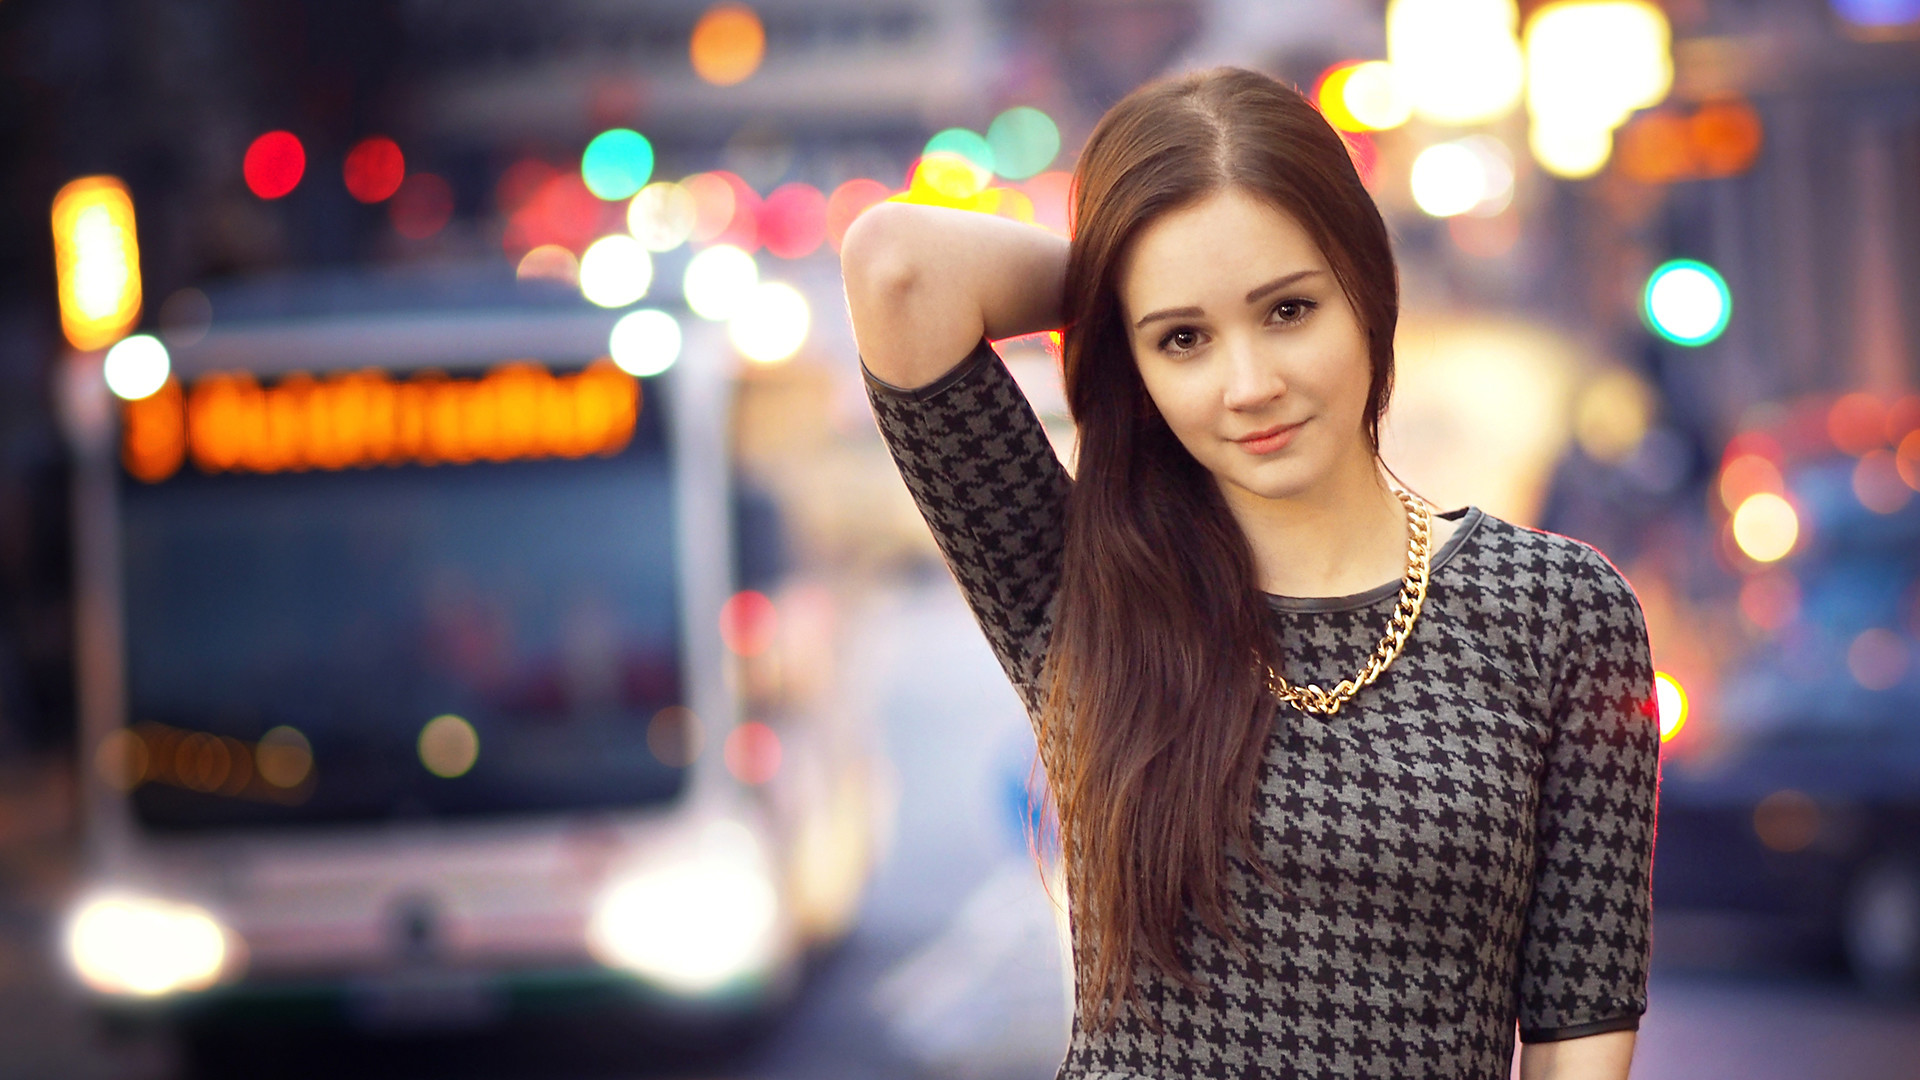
(1444, 510), (1641, 612)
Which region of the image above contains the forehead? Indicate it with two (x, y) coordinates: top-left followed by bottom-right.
(1117, 188), (1327, 313)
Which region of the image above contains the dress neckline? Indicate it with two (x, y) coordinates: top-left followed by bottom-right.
(1261, 505), (1483, 613)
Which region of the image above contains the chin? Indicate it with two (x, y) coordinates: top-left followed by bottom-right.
(1210, 460), (1321, 504)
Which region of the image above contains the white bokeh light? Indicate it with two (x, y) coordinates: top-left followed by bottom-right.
(102, 334), (171, 401)
(683, 245), (760, 321)
(1646, 265), (1727, 342)
(578, 235), (653, 308)
(628, 182), (698, 252)
(1409, 143), (1486, 218)
(727, 280), (811, 365)
(609, 308), (684, 377)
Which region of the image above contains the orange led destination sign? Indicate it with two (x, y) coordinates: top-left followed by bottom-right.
(122, 360), (640, 483)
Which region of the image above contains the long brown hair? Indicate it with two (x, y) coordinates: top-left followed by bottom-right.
(1040, 66), (1400, 1026)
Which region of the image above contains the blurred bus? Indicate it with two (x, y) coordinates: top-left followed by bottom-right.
(52, 276), (880, 1053)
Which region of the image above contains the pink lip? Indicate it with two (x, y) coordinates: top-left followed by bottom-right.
(1235, 419), (1305, 455)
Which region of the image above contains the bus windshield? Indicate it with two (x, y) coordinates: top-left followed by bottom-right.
(115, 369), (688, 831)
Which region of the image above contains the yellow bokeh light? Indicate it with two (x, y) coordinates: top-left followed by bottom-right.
(255, 726), (314, 789)
(1341, 61), (1414, 131)
(418, 714), (480, 778)
(1731, 491), (1799, 563)
(1524, 0), (1672, 177)
(628, 181), (698, 251)
(1718, 453), (1784, 512)
(51, 176), (143, 351)
(1573, 368), (1653, 464)
(1654, 671), (1687, 742)
(690, 3), (765, 87)
(1386, 0), (1525, 125)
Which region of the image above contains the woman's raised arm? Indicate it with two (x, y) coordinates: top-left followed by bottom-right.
(838, 201), (1069, 389)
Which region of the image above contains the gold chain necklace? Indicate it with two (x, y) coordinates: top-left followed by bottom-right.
(1264, 485), (1433, 717)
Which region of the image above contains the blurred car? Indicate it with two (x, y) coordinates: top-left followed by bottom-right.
(51, 273), (881, 1057)
(1653, 429), (1920, 994)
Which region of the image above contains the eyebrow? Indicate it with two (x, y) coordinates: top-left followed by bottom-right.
(1130, 269), (1324, 330)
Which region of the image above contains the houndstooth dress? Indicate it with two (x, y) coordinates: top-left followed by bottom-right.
(863, 334), (1661, 1080)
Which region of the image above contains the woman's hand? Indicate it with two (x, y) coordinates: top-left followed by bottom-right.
(1518, 1030), (1636, 1080)
(839, 201), (1068, 390)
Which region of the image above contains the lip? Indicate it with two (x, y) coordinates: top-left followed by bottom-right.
(1234, 419), (1306, 455)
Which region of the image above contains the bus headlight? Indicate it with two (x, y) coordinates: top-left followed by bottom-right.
(587, 823), (780, 996)
(64, 895), (241, 997)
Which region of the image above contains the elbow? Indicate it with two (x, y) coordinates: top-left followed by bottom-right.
(839, 201), (922, 305)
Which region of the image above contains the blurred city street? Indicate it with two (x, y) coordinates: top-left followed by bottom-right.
(3, 0), (1920, 1076)
(5, 578), (1920, 1078)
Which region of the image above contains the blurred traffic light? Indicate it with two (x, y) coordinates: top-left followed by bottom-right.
(1643, 259), (1731, 346)
(582, 129), (655, 201)
(243, 131), (306, 200)
(342, 137), (406, 203)
(50, 175), (143, 351)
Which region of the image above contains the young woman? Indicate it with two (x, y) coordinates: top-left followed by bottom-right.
(839, 66), (1659, 1080)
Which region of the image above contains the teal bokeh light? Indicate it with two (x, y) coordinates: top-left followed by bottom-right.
(986, 107), (1061, 180)
(923, 128), (994, 175)
(1643, 259), (1731, 347)
(582, 129), (655, 201)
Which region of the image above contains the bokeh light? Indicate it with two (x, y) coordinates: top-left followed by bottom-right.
(628, 181), (698, 251)
(243, 131), (305, 199)
(1829, 392), (1888, 454)
(720, 590), (778, 656)
(582, 129), (655, 201)
(1719, 453), (1785, 512)
(1342, 61), (1414, 131)
(389, 173), (454, 239)
(586, 822), (778, 992)
(418, 714), (479, 779)
(728, 280), (810, 365)
(342, 136), (405, 203)
(825, 178), (894, 251)
(1690, 100), (1765, 177)
(103, 334), (170, 401)
(690, 2), (765, 86)
(759, 182), (828, 259)
(724, 721), (782, 785)
(254, 726), (313, 789)
(1832, 0), (1920, 28)
(683, 244), (759, 320)
(1899, 430), (1920, 491)
(578, 235), (653, 308)
(1854, 450), (1912, 514)
(1654, 671), (1688, 742)
(1643, 259), (1731, 346)
(646, 706), (702, 768)
(1024, 171), (1073, 236)
(1386, 0), (1525, 125)
(1409, 137), (1513, 218)
(906, 151), (992, 204)
(1574, 369), (1654, 464)
(1847, 628), (1910, 691)
(66, 896), (231, 997)
(50, 176), (143, 351)
(516, 244), (580, 285)
(1732, 492), (1799, 563)
(609, 308), (683, 377)
(924, 128), (995, 175)
(1524, 0), (1673, 177)
(500, 163), (605, 255)
(986, 107), (1061, 179)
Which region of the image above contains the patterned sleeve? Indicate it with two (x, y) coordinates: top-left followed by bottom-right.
(1516, 543), (1661, 1043)
(861, 334), (1072, 717)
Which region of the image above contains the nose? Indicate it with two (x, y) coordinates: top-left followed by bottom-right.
(1220, 336), (1285, 412)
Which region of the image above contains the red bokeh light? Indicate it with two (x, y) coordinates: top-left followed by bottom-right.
(243, 131), (306, 200)
(1829, 392), (1888, 455)
(759, 182), (828, 259)
(719, 590), (777, 656)
(707, 170), (762, 251)
(723, 721), (782, 785)
(825, 178), (893, 252)
(499, 167), (608, 255)
(389, 173), (454, 239)
(343, 136), (406, 203)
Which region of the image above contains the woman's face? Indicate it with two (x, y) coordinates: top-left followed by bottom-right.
(1117, 186), (1376, 508)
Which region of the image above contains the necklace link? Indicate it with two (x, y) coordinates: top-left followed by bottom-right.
(1264, 486), (1433, 717)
